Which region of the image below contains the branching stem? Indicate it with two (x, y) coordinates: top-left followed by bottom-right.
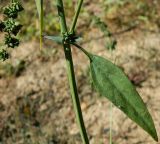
(56, 0), (89, 144)
(70, 0), (83, 34)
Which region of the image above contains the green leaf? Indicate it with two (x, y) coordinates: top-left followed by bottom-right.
(44, 35), (63, 44)
(35, 0), (43, 50)
(90, 55), (158, 141)
(35, 0), (43, 19)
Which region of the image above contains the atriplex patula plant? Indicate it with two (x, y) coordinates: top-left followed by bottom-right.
(0, 0), (157, 143)
(34, 0), (159, 143)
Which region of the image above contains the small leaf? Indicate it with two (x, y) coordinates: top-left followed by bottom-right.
(35, 0), (43, 19)
(74, 36), (83, 43)
(44, 35), (63, 44)
(90, 55), (158, 141)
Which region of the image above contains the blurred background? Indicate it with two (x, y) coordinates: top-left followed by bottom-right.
(0, 0), (160, 143)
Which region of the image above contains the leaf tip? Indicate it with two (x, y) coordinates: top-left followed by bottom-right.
(152, 132), (158, 142)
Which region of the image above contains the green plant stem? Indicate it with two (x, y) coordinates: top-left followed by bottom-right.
(69, 0), (83, 34)
(56, 0), (89, 144)
(71, 43), (92, 60)
(40, 0), (43, 50)
(35, 0), (43, 50)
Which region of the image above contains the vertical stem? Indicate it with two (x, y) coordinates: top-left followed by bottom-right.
(56, 0), (89, 144)
(69, 0), (83, 34)
(40, 0), (43, 50)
